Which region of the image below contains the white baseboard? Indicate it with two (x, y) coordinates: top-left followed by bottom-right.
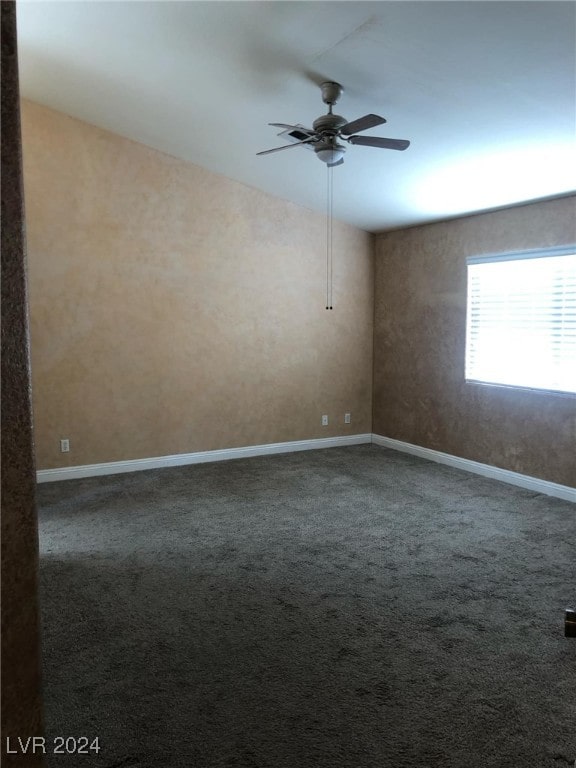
(36, 432), (576, 502)
(372, 434), (576, 503)
(36, 434), (373, 483)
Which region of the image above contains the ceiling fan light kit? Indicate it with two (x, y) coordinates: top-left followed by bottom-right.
(315, 139), (346, 167)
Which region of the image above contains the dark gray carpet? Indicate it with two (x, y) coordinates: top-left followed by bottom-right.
(37, 445), (576, 768)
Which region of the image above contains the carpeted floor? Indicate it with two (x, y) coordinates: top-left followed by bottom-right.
(37, 445), (575, 768)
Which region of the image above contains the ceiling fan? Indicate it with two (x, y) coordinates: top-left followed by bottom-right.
(257, 81), (410, 167)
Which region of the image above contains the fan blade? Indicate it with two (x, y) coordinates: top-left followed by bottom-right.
(327, 157), (344, 168)
(347, 136), (410, 151)
(256, 138), (316, 156)
(269, 123), (315, 135)
(341, 114), (386, 136)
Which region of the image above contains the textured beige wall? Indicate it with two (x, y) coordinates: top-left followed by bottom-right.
(373, 196), (576, 487)
(22, 100), (374, 470)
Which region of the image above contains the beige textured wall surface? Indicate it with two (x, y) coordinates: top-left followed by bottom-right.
(22, 100), (374, 470)
(374, 196), (576, 487)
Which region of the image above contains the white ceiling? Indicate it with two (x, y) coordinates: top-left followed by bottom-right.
(16, 1), (576, 233)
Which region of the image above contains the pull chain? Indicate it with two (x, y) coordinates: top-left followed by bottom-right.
(326, 164), (333, 310)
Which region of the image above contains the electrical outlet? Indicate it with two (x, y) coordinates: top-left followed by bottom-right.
(321, 415), (329, 426)
(60, 438), (70, 453)
(344, 413), (351, 424)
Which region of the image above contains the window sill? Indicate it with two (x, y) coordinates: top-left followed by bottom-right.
(465, 379), (576, 399)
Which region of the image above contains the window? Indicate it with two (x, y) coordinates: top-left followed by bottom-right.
(465, 246), (576, 394)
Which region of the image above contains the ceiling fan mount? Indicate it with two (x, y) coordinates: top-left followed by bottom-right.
(320, 81), (344, 107)
(257, 81), (410, 167)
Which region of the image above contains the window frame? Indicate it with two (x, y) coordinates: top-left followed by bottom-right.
(464, 244), (576, 398)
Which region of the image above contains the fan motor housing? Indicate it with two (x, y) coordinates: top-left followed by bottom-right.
(312, 113), (347, 135)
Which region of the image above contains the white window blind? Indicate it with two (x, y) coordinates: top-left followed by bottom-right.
(465, 247), (576, 394)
